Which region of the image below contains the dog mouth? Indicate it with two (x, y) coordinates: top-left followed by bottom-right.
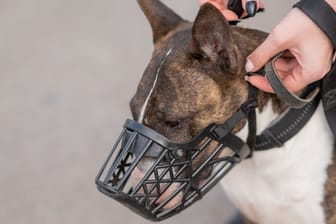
(131, 148), (230, 211)
(131, 159), (183, 210)
(95, 119), (242, 220)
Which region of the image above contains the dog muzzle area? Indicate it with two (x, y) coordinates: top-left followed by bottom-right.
(95, 118), (252, 221)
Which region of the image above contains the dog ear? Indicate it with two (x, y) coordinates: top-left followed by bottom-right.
(137, 0), (186, 43)
(188, 3), (237, 71)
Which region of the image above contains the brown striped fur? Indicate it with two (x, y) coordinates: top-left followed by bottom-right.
(133, 0), (335, 223)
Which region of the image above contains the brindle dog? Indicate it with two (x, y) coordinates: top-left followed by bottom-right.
(130, 0), (336, 223)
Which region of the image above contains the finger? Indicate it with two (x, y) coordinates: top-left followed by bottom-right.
(221, 9), (240, 20)
(214, 0), (227, 5)
(202, 0), (239, 20)
(259, 1), (264, 8)
(246, 75), (275, 93)
(274, 57), (298, 73)
(246, 35), (285, 72)
(199, 0), (208, 6)
(247, 71), (306, 94)
(200, 0), (227, 6)
(281, 75), (308, 93)
(280, 50), (294, 58)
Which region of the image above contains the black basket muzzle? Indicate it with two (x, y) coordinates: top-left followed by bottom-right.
(95, 117), (252, 221)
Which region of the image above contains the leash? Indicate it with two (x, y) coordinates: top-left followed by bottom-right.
(258, 51), (336, 146)
(255, 82), (321, 150)
(294, 0), (336, 139)
(249, 56), (321, 152)
(265, 53), (320, 109)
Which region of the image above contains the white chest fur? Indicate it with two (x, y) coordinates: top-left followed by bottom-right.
(221, 102), (334, 224)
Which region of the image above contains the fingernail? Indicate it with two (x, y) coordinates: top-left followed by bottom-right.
(244, 76), (250, 81)
(245, 59), (254, 72)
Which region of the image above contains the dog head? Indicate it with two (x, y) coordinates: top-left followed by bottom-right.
(126, 0), (268, 210)
(131, 1), (267, 142)
(94, 1), (276, 218)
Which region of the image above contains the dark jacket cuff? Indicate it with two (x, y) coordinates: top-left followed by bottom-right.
(294, 0), (336, 48)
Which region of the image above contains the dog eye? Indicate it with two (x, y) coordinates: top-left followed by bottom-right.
(164, 120), (181, 129)
(190, 52), (207, 61)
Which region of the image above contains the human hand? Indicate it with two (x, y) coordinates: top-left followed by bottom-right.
(199, 0), (264, 21)
(246, 8), (334, 93)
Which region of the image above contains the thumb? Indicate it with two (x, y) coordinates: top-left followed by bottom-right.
(246, 35), (284, 73)
(199, 0), (208, 6)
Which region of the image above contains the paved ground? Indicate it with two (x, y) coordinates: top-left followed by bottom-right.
(0, 0), (295, 223)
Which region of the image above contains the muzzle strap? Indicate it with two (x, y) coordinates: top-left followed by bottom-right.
(221, 133), (251, 160)
(212, 85), (259, 159)
(211, 110), (246, 140)
(244, 85), (259, 157)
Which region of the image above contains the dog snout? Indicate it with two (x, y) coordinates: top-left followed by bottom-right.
(131, 159), (183, 210)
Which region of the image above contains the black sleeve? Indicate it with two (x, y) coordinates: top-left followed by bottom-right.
(294, 0), (336, 48)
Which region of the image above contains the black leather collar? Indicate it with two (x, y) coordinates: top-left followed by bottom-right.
(212, 80), (321, 155)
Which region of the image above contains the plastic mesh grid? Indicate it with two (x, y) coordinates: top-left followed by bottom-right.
(95, 119), (240, 221)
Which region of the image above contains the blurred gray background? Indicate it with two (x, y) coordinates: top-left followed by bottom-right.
(0, 0), (296, 223)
